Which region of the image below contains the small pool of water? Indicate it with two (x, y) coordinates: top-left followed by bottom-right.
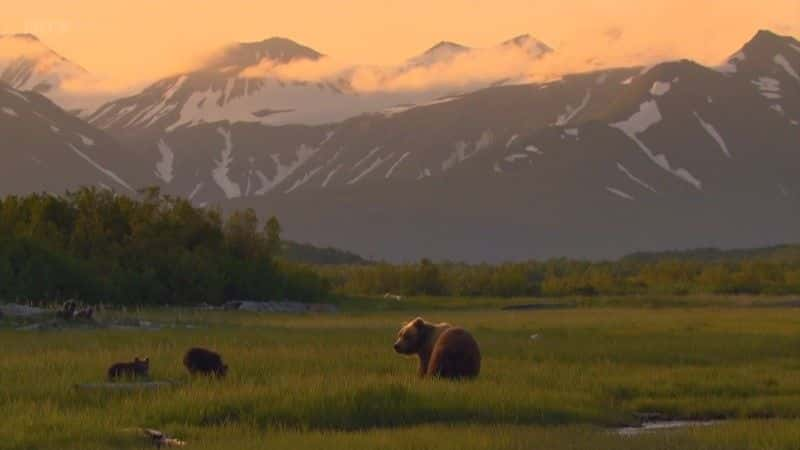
(615, 420), (721, 436)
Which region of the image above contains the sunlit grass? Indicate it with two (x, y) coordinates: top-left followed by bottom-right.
(2, 299), (800, 449)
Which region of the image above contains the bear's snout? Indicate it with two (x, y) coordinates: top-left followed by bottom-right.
(393, 342), (402, 352)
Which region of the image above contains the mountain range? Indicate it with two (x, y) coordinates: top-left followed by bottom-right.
(1, 30), (798, 262)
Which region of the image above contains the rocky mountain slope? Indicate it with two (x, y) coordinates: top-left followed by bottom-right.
(0, 82), (148, 195)
(1, 30), (798, 261)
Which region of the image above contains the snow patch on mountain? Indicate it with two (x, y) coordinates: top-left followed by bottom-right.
(385, 152), (411, 179)
(164, 75), (188, 101)
(348, 153), (394, 185)
(67, 144), (135, 193)
(353, 147), (383, 169)
(610, 101), (702, 190)
(649, 81), (671, 96)
(76, 134), (95, 146)
(2, 107), (19, 117)
(774, 54), (800, 81)
(155, 139), (175, 183)
(442, 131), (494, 171)
(693, 112), (732, 158)
(255, 143), (321, 195)
(753, 77), (781, 92)
(505, 134), (519, 148)
(320, 131), (336, 147)
(188, 183), (203, 201)
(617, 163), (657, 193)
(475, 130), (494, 151)
(555, 90), (591, 126)
(212, 128), (241, 199)
(717, 51), (745, 74)
(285, 166), (323, 193)
(607, 187), (635, 200)
(382, 97), (459, 117)
(791, 44), (800, 54)
(753, 77), (782, 99)
(4, 87), (28, 102)
(322, 164), (343, 188)
(525, 145), (543, 155)
(504, 153), (528, 162)
(774, 54), (800, 82)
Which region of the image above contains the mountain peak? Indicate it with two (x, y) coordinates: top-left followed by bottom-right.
(409, 41), (471, 66)
(500, 34), (552, 55)
(747, 29), (792, 46)
(205, 37), (323, 71)
(0, 33), (40, 42)
(426, 41), (470, 53)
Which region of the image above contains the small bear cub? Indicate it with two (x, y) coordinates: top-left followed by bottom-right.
(108, 357), (150, 381)
(183, 347), (228, 377)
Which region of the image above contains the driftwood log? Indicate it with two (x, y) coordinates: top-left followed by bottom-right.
(74, 381), (181, 391)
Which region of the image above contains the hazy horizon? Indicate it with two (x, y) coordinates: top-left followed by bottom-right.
(2, 0), (798, 88)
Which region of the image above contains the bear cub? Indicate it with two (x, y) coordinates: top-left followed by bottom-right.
(394, 317), (481, 379)
(108, 357), (150, 381)
(183, 347), (228, 377)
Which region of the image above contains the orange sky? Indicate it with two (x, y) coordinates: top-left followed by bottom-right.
(2, 0), (798, 85)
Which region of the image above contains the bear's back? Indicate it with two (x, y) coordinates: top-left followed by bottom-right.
(427, 327), (481, 379)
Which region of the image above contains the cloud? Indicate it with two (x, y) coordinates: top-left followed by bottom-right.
(237, 30), (686, 94)
(240, 40), (558, 93)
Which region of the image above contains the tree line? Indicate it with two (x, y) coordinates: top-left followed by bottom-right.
(3, 188), (799, 304)
(0, 188), (329, 305)
(318, 256), (800, 298)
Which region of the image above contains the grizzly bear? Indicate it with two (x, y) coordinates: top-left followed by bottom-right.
(394, 317), (481, 379)
(108, 357), (150, 381)
(183, 347), (228, 377)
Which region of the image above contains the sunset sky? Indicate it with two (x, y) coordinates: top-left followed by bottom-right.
(2, 0), (799, 85)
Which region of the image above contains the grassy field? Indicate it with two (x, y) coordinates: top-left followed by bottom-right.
(2, 297), (800, 449)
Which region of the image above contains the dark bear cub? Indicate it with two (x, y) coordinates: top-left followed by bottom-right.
(108, 357), (150, 380)
(394, 317), (481, 379)
(183, 347), (228, 377)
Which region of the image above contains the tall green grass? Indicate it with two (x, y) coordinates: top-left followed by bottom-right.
(2, 302), (800, 449)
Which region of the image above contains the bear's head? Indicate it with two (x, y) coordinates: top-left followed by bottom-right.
(134, 357), (150, 371)
(394, 317), (428, 354)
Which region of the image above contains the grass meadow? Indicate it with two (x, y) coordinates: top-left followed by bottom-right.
(3, 296), (800, 449)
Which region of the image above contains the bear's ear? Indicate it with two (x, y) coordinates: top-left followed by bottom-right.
(412, 317), (425, 328)
(134, 357), (141, 362)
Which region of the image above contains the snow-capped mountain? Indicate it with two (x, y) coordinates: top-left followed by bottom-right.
(0, 34), (109, 115)
(407, 41), (472, 67)
(87, 37), (368, 134)
(0, 82), (149, 194)
(87, 34), (555, 135)
(1, 30), (798, 261)
(127, 30), (800, 261)
(500, 34), (552, 58)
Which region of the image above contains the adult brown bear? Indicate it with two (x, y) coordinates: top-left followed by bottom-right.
(183, 347), (228, 377)
(394, 317), (481, 379)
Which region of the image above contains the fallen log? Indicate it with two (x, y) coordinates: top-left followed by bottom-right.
(74, 381), (181, 391)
